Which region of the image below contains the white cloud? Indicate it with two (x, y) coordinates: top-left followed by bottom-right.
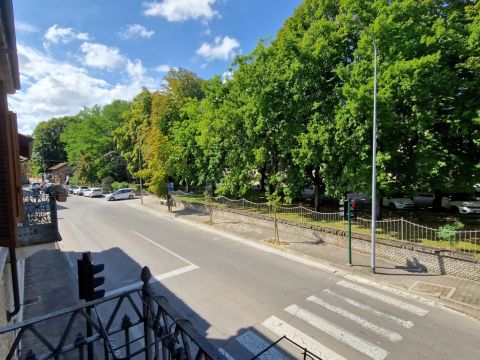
(221, 70), (233, 83)
(80, 42), (124, 70)
(16, 21), (40, 33)
(125, 59), (146, 80)
(196, 36), (239, 61)
(44, 24), (90, 46)
(143, 0), (218, 22)
(154, 64), (177, 72)
(119, 24), (154, 39)
(9, 44), (157, 134)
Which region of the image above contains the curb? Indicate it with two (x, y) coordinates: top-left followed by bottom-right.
(127, 200), (480, 320)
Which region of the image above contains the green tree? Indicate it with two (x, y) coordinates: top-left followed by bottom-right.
(62, 100), (130, 183)
(30, 117), (73, 175)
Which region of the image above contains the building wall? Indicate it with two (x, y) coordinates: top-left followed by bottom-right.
(0, 248), (13, 359)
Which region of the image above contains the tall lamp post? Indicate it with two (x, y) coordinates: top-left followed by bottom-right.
(371, 40), (378, 274)
(354, 18), (378, 274)
(138, 141), (143, 205)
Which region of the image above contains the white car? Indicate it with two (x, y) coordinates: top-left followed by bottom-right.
(106, 188), (134, 201)
(382, 196), (415, 210)
(442, 193), (480, 214)
(84, 188), (103, 198)
(73, 186), (89, 195)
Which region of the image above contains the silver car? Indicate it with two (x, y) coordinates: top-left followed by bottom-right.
(106, 188), (134, 201)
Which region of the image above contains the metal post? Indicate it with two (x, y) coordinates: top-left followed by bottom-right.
(348, 199), (352, 265)
(371, 41), (378, 274)
(141, 267), (154, 360)
(86, 306), (93, 360)
(400, 217), (404, 241)
(138, 143), (143, 205)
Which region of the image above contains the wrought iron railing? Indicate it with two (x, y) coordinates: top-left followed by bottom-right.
(250, 335), (323, 360)
(17, 190), (60, 246)
(20, 190), (54, 226)
(0, 267), (222, 360)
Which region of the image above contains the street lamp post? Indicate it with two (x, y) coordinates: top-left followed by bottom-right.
(371, 41), (377, 274)
(138, 142), (143, 205)
(354, 17), (378, 274)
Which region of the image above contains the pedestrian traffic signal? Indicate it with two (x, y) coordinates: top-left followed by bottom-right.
(77, 252), (105, 301)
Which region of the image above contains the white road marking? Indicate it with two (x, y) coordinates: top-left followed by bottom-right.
(307, 295), (402, 342)
(323, 289), (414, 328)
(131, 201), (345, 276)
(345, 274), (435, 307)
(218, 347), (235, 360)
(262, 316), (347, 360)
(132, 230), (197, 266)
(285, 304), (388, 360)
(104, 264), (198, 297)
(236, 330), (288, 359)
(337, 280), (429, 316)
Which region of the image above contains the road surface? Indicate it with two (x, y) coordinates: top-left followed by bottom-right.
(58, 195), (480, 360)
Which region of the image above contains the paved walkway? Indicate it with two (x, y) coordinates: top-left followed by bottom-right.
(139, 195), (480, 319)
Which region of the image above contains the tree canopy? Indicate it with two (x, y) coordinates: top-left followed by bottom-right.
(30, 0), (480, 206)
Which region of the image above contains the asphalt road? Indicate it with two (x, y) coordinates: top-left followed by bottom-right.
(58, 195), (480, 360)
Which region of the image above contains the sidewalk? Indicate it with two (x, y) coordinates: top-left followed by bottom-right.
(137, 195), (480, 319)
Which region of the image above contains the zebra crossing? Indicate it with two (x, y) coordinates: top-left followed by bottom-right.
(218, 275), (431, 360)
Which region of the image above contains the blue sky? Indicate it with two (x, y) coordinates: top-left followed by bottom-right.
(10, 0), (302, 134)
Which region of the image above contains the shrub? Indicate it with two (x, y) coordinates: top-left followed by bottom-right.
(101, 176), (115, 191)
(111, 181), (129, 191)
(437, 221), (464, 242)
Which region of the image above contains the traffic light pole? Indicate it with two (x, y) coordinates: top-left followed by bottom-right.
(348, 199), (352, 265)
(87, 306), (94, 360)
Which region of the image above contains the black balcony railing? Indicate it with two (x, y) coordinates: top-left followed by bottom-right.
(0, 266), (222, 360)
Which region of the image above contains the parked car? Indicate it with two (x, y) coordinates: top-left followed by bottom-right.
(30, 182), (41, 191)
(105, 188), (134, 201)
(382, 195), (415, 210)
(441, 193), (480, 214)
(67, 185), (77, 194)
(73, 186), (89, 196)
(84, 188), (103, 198)
(413, 192), (434, 208)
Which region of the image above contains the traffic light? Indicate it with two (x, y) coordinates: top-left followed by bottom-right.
(77, 252), (105, 301)
(343, 199), (358, 221)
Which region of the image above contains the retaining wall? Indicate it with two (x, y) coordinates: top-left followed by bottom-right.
(178, 201), (480, 281)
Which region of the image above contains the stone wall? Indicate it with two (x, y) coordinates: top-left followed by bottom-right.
(177, 200), (480, 281)
(0, 248), (13, 359)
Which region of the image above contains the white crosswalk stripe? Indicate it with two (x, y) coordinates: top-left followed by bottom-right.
(344, 275), (435, 307)
(285, 304), (389, 360)
(323, 289), (414, 328)
(337, 280), (429, 316)
(307, 295), (402, 342)
(262, 316), (347, 360)
(226, 276), (430, 359)
(236, 330), (288, 359)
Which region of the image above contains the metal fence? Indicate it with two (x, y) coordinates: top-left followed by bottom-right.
(171, 192), (480, 259)
(0, 267), (222, 360)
